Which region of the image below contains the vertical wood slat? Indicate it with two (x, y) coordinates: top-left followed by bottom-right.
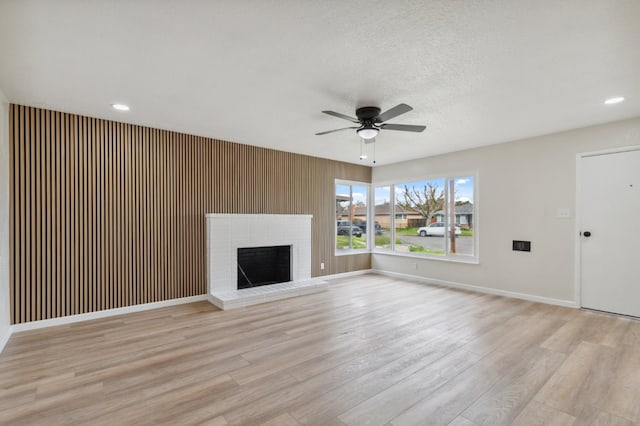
(45, 109), (51, 320)
(54, 111), (60, 318)
(19, 106), (25, 323)
(27, 106), (33, 322)
(35, 108), (41, 320)
(9, 105), (16, 323)
(8, 104), (371, 324)
(64, 113), (69, 317)
(125, 124), (131, 306)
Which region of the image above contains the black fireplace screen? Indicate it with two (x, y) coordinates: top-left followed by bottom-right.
(237, 245), (291, 289)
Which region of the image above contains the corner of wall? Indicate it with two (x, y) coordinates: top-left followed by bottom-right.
(0, 90), (11, 352)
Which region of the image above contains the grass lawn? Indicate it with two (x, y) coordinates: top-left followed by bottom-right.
(336, 235), (367, 249)
(375, 235), (403, 247)
(395, 227), (419, 236)
(408, 245), (445, 255)
(345, 230), (472, 251)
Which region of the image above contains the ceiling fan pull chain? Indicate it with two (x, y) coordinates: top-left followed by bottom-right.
(373, 141), (376, 164)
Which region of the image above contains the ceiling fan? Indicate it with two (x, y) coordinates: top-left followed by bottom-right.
(315, 103), (426, 142)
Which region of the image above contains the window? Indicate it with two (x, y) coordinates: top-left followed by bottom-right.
(336, 181), (368, 253)
(395, 178), (445, 255)
(374, 175), (476, 260)
(374, 186), (391, 250)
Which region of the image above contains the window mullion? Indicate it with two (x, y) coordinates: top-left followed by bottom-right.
(444, 178), (449, 255)
(390, 184), (395, 251)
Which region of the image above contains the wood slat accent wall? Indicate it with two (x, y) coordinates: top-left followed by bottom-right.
(9, 105), (371, 324)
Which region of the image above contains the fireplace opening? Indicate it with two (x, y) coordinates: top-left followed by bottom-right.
(237, 245), (291, 289)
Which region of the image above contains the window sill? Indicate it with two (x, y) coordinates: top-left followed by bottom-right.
(372, 250), (479, 265)
(335, 249), (371, 257)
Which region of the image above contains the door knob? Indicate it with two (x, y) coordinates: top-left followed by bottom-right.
(583, 231), (591, 237)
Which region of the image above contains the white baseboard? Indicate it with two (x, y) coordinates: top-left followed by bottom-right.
(320, 269), (374, 281)
(11, 295), (208, 333)
(0, 327), (11, 353)
(5, 269), (374, 337)
(374, 270), (578, 309)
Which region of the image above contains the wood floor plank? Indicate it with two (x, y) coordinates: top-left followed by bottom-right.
(534, 341), (620, 416)
(389, 349), (525, 426)
(200, 416), (229, 426)
(446, 417), (479, 426)
(577, 408), (635, 426)
(599, 345), (640, 422)
(260, 412), (302, 426)
(291, 345), (479, 425)
(338, 347), (483, 425)
(87, 374), (237, 425)
(146, 371), (298, 425)
(460, 347), (566, 426)
(622, 320), (640, 346)
(1, 274), (638, 425)
(510, 400), (576, 426)
(540, 310), (620, 354)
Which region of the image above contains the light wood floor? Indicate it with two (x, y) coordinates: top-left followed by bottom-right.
(1, 274), (639, 425)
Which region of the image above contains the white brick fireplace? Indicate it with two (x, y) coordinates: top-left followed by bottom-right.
(205, 214), (327, 309)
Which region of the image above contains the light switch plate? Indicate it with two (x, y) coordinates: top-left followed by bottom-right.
(557, 208), (571, 219)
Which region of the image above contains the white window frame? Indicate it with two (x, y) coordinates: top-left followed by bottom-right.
(372, 172), (479, 263)
(335, 179), (372, 256)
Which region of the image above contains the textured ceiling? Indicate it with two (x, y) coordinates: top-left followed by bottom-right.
(1, 0), (639, 166)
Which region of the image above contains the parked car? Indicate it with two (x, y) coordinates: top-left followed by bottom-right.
(417, 222), (461, 237)
(337, 224), (363, 237)
(353, 220), (382, 234)
(353, 220), (366, 232)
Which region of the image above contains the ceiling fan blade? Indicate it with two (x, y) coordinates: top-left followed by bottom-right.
(376, 103), (413, 123)
(380, 123), (426, 132)
(322, 110), (359, 123)
(315, 127), (358, 136)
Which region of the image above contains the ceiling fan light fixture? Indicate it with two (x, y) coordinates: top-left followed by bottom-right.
(357, 127), (379, 139)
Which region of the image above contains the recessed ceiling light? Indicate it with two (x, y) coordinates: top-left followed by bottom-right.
(604, 97), (625, 105)
(111, 103), (130, 111)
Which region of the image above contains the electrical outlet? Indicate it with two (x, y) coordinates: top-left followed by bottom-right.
(320, 262), (325, 270)
(414, 262), (418, 270)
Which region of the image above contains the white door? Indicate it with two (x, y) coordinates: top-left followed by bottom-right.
(580, 148), (640, 317)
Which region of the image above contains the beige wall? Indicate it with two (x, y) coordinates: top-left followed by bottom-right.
(373, 117), (640, 304)
(0, 90), (10, 348)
